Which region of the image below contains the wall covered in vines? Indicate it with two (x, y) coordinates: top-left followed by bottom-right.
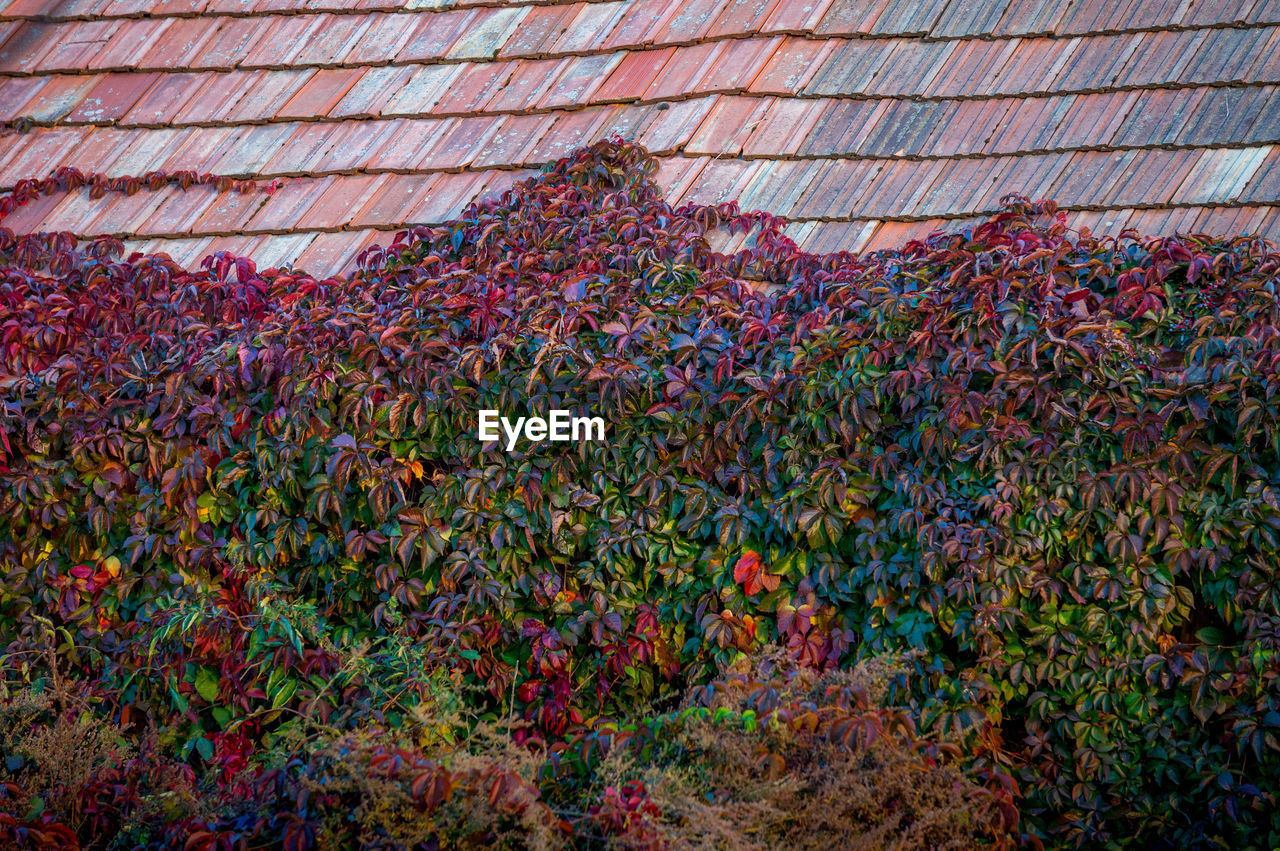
(1, 139), (1278, 848)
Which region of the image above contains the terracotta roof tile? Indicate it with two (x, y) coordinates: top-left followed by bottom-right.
(1098, 149), (1196, 206)
(804, 40), (895, 95)
(447, 6), (528, 60)
(0, 128), (89, 185)
(159, 126), (243, 172)
(497, 4), (579, 58)
(601, 0), (680, 48)
(277, 68), (366, 120)
(647, 0), (728, 43)
(199, 235), (266, 261)
(760, 0), (836, 31)
(13, 74), (102, 122)
(1189, 24), (1272, 82)
(225, 70), (313, 122)
(137, 183), (220, 234)
(929, 38), (1022, 98)
(1113, 29), (1205, 87)
(856, 160), (922, 217)
(748, 37), (833, 94)
(1056, 32), (1144, 90)
(740, 98), (824, 156)
(250, 233), (317, 270)
(861, 41), (954, 96)
(1244, 27), (1280, 79)
(346, 13), (419, 64)
(0, 76), (46, 121)
(593, 102), (663, 142)
(731, 158), (790, 212)
(1171, 146), (1271, 204)
(929, 0), (1009, 37)
(547, 2), (628, 52)
(426, 115), (505, 169)
(24, 188), (105, 234)
(1109, 87), (1194, 147)
(34, 20), (121, 72)
(247, 175), (335, 231)
(870, 0), (950, 34)
(1182, 0), (1261, 26)
(647, 42), (723, 100)
(329, 65), (415, 118)
(2, 0), (1274, 275)
(431, 62), (515, 114)
(975, 96), (1054, 154)
(910, 158), (979, 217)
(351, 172), (439, 227)
(1172, 86), (1269, 146)
(637, 95), (716, 151)
(245, 15), (330, 67)
(893, 160), (951, 216)
(406, 169), (488, 221)
(526, 109), (613, 161)
(676, 158), (757, 206)
(174, 69), (250, 122)
(654, 155), (707, 198)
(471, 112), (557, 167)
(860, 220), (934, 252)
(1022, 95), (1079, 149)
(296, 173), (386, 230)
(813, 0), (890, 36)
(87, 188), (177, 235)
(798, 219), (878, 253)
(311, 119), (403, 172)
(797, 98), (889, 155)
(858, 99), (941, 157)
(538, 52), (623, 108)
(191, 187), (270, 233)
(683, 95), (768, 155)
(254, 122), (335, 174)
(396, 7), (479, 62)
(698, 36), (782, 91)
(986, 38), (1064, 94)
(0, 188), (70, 233)
(480, 57), (571, 111)
(989, 0), (1071, 35)
(120, 72), (208, 125)
(0, 23), (59, 72)
(362, 118), (451, 170)
(593, 48), (676, 102)
(55, 127), (133, 175)
(293, 14), (375, 65)
(1240, 147), (1280, 203)
(295, 229), (370, 275)
(1052, 90), (1140, 148)
(703, 0), (784, 37)
(795, 159), (883, 218)
(138, 18), (219, 70)
(382, 63), (465, 115)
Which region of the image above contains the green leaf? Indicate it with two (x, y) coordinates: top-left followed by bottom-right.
(194, 667), (219, 703)
(271, 679), (297, 710)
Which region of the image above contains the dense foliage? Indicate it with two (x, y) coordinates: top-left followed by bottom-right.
(1, 138), (1279, 848)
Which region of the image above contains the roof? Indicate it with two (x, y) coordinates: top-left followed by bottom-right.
(1, 0), (1277, 276)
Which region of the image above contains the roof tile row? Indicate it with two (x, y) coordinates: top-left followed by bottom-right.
(5, 84), (1276, 190)
(7, 27), (1277, 129)
(3, 4), (1278, 81)
(113, 200), (1280, 277)
(6, 145), (1272, 240)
